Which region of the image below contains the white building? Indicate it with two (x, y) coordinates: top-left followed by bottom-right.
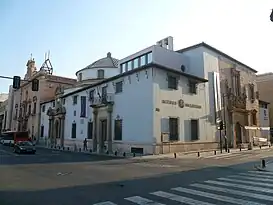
(258, 100), (270, 144)
(40, 37), (218, 155)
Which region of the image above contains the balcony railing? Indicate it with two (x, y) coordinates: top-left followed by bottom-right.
(90, 93), (114, 107)
(227, 94), (246, 110)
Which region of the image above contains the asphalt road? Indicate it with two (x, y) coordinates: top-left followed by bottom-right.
(1, 144), (273, 205)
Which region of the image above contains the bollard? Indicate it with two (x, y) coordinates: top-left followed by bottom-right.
(67, 147), (70, 151)
(228, 149), (230, 153)
(174, 153), (177, 158)
(269, 144), (271, 148)
(260, 145), (262, 149)
(58, 146), (60, 150)
(54, 146), (56, 149)
(79, 148), (81, 152)
(123, 152), (126, 157)
(106, 151), (109, 154)
(240, 147), (241, 151)
(214, 150), (216, 155)
(262, 159), (266, 168)
(197, 152), (200, 157)
(63, 147), (65, 150)
(51, 145), (53, 149)
(89, 149), (92, 153)
(133, 153), (136, 157)
(114, 151), (117, 156)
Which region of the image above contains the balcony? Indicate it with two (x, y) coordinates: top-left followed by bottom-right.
(90, 93), (114, 107)
(227, 94), (247, 110)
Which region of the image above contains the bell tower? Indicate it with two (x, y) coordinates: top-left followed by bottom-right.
(25, 54), (37, 79)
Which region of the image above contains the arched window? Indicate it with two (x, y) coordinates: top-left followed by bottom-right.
(97, 69), (105, 79)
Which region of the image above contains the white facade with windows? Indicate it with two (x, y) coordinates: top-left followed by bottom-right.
(259, 100), (270, 143)
(39, 37), (217, 155)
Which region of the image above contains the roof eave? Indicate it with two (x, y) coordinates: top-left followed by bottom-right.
(177, 42), (258, 73)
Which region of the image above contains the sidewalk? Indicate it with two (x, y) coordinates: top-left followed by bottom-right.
(135, 145), (272, 160)
(36, 143), (272, 160)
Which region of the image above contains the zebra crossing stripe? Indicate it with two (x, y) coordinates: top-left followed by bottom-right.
(191, 183), (273, 202)
(151, 191), (214, 205)
(205, 180), (273, 194)
(249, 171), (273, 175)
(93, 202), (117, 205)
(239, 173), (273, 179)
(228, 175), (273, 182)
(172, 187), (264, 205)
(124, 196), (165, 205)
(218, 177), (273, 187)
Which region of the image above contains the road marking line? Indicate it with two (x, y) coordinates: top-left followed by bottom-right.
(205, 180), (273, 194)
(172, 187), (264, 205)
(218, 177), (273, 187)
(93, 202), (117, 205)
(191, 183), (273, 201)
(151, 191), (214, 205)
(249, 171), (273, 175)
(228, 175), (273, 182)
(125, 196), (164, 205)
(239, 173), (273, 179)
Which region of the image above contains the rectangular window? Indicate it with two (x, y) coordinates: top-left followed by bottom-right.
(147, 52), (152, 64)
(28, 104), (31, 115)
(168, 75), (178, 89)
(249, 84), (255, 101)
(140, 55), (146, 66)
(189, 82), (197, 94)
(87, 121), (93, 139)
(121, 64), (126, 73)
(71, 123), (76, 138)
(127, 61), (132, 71)
(40, 125), (44, 138)
(33, 102), (36, 114)
(89, 90), (94, 102)
(115, 81), (123, 93)
(102, 86), (107, 102)
(73, 96), (78, 105)
(190, 119), (199, 141)
(114, 119), (122, 140)
(97, 69), (105, 78)
(133, 58), (139, 69)
(169, 117), (178, 141)
(80, 96), (86, 117)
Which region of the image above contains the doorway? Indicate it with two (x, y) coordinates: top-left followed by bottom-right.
(99, 119), (107, 150)
(235, 122), (242, 145)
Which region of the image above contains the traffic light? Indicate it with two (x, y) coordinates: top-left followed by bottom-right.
(12, 76), (21, 89)
(217, 120), (225, 130)
(32, 79), (39, 91)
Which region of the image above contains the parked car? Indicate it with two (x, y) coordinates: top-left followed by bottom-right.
(14, 141), (36, 154)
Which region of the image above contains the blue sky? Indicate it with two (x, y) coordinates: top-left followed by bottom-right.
(0, 0), (272, 93)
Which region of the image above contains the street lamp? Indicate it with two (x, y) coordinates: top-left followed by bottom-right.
(270, 9), (273, 22)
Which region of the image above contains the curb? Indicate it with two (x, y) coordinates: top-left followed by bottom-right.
(36, 146), (134, 158)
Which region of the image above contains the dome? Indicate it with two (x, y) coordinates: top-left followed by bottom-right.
(75, 52), (118, 75)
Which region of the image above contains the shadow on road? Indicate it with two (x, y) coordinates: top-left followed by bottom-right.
(0, 160), (262, 205)
(0, 146), (123, 165)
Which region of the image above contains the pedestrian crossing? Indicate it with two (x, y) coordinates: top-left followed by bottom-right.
(93, 170), (273, 205)
(199, 150), (272, 160)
